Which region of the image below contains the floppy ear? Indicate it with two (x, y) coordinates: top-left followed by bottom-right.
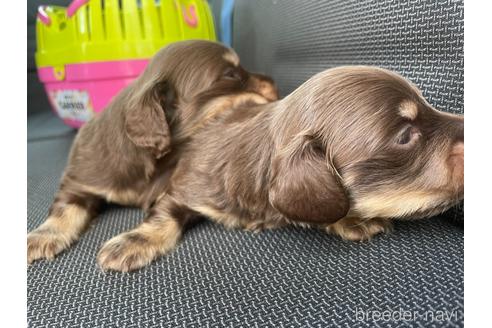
(125, 81), (172, 159)
(269, 135), (349, 224)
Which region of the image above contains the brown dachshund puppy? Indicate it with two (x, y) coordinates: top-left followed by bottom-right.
(96, 66), (463, 272)
(27, 40), (278, 264)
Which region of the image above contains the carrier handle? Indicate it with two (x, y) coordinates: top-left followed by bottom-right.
(67, 0), (90, 18)
(37, 6), (51, 26)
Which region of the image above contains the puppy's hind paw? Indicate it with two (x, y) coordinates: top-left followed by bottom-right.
(27, 228), (71, 264)
(326, 217), (393, 242)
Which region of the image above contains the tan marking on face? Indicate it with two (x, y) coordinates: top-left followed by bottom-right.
(341, 125), (461, 220)
(223, 50), (240, 66)
(398, 100), (418, 120)
(352, 189), (447, 219)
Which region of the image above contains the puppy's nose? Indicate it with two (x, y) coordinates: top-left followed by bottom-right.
(448, 142), (464, 191)
(455, 118), (464, 141)
(447, 114), (464, 141)
(450, 142), (464, 157)
(249, 74), (279, 101)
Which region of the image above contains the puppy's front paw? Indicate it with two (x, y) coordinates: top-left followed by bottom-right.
(27, 228), (71, 264)
(326, 217), (392, 241)
(97, 233), (158, 272)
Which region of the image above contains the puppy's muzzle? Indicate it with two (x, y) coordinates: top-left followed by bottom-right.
(249, 74), (279, 101)
(448, 141), (464, 193)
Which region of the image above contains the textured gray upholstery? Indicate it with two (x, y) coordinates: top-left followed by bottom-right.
(233, 0), (463, 114)
(233, 0), (464, 223)
(28, 0), (463, 327)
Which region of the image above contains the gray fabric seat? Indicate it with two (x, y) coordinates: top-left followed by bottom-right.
(27, 1), (464, 327)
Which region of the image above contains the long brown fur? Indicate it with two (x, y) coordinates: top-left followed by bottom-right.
(93, 66), (463, 272)
(27, 40), (278, 267)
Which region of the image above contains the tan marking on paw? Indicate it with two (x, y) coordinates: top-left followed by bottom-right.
(27, 229), (71, 263)
(326, 217), (393, 241)
(97, 233), (157, 272)
(97, 219), (182, 272)
(27, 205), (89, 263)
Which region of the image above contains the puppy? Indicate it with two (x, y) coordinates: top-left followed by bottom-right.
(96, 66), (463, 272)
(27, 40), (278, 264)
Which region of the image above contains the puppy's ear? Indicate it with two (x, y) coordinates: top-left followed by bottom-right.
(125, 81), (172, 159)
(269, 135), (349, 224)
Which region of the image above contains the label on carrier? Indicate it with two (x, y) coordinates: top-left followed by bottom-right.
(48, 90), (94, 122)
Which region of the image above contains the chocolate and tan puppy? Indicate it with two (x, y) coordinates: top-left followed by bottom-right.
(95, 66), (463, 272)
(27, 40), (278, 264)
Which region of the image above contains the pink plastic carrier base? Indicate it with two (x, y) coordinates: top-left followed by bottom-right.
(37, 59), (149, 128)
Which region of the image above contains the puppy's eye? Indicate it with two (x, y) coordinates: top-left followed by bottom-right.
(396, 125), (420, 145)
(222, 67), (241, 81)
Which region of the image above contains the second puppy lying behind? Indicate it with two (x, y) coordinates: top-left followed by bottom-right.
(27, 40), (277, 264)
(98, 66), (464, 272)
